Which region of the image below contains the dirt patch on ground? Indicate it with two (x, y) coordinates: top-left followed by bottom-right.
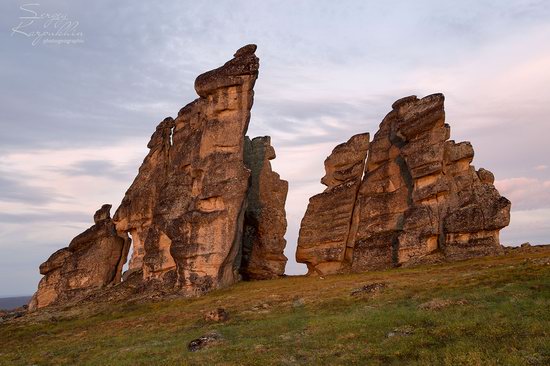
(350, 282), (387, 296)
(418, 298), (468, 310)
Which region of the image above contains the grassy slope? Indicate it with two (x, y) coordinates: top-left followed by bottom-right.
(1, 247), (549, 366)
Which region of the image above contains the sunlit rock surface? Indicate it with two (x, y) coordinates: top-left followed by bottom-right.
(30, 45), (289, 310)
(297, 94), (511, 275)
(29, 205), (128, 311)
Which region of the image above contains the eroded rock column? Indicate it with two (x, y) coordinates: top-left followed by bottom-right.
(114, 44), (261, 294)
(241, 136), (289, 280)
(296, 133), (369, 275)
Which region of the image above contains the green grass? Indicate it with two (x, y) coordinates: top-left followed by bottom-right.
(1, 248), (549, 365)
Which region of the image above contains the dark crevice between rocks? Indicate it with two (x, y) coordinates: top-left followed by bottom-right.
(343, 148), (369, 270)
(389, 120), (414, 266)
(114, 231), (132, 284)
(343, 187), (361, 270)
(438, 225), (447, 255)
(437, 162), (449, 254)
(218, 196), (248, 287)
(241, 137), (265, 270)
(393, 154), (414, 267)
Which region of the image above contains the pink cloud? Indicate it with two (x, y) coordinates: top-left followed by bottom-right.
(495, 177), (550, 210)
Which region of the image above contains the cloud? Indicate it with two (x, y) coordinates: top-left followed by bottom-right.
(0, 176), (56, 205)
(500, 208), (550, 245)
(0, 211), (90, 225)
(0, 141), (146, 213)
(535, 165), (547, 171)
(250, 97), (390, 147)
(54, 159), (136, 179)
(495, 177), (550, 211)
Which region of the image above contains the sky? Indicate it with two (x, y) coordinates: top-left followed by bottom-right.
(1, 0), (549, 297)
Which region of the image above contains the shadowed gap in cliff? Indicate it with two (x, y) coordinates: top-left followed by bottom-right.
(121, 232), (134, 281)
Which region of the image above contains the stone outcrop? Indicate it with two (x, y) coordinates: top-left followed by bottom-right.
(114, 44), (260, 295)
(30, 45), (288, 310)
(30, 49), (513, 310)
(28, 205), (128, 311)
(241, 136), (289, 280)
(297, 94), (511, 275)
(296, 133), (369, 275)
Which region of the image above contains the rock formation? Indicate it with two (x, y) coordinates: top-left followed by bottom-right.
(30, 45), (288, 310)
(30, 49), (513, 310)
(241, 136), (289, 280)
(29, 205), (128, 310)
(296, 133), (369, 275)
(297, 94), (511, 275)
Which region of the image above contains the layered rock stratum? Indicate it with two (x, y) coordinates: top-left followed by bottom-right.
(297, 94), (511, 275)
(30, 45), (288, 310)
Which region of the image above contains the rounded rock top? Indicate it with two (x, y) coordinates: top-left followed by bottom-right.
(234, 44), (257, 58)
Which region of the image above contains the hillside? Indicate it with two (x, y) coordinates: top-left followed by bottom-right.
(1, 246), (549, 366)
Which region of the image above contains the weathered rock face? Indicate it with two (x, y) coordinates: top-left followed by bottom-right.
(114, 44), (260, 294)
(296, 133), (369, 275)
(297, 94), (511, 275)
(28, 205), (128, 311)
(113, 116), (176, 278)
(241, 136), (289, 280)
(30, 45), (289, 310)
